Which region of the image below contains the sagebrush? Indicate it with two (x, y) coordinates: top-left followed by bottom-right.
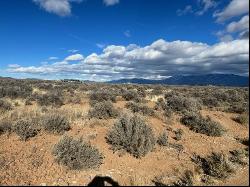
(106, 113), (156, 158)
(181, 113), (225, 137)
(42, 113), (70, 134)
(88, 101), (118, 119)
(192, 152), (234, 179)
(13, 120), (38, 141)
(125, 102), (154, 116)
(52, 136), (103, 170)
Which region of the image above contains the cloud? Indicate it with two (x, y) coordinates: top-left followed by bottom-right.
(8, 64), (21, 68)
(96, 43), (106, 49)
(33, 0), (82, 17)
(239, 30), (249, 39)
(68, 49), (79, 53)
(226, 15), (249, 33)
(64, 54), (84, 61)
(7, 38), (249, 81)
(49, 56), (59, 60)
(177, 5), (193, 16)
(218, 34), (234, 42)
(215, 15), (249, 41)
(196, 0), (217, 16)
(214, 0), (249, 22)
(103, 0), (119, 6)
(177, 0), (217, 17)
(124, 30), (131, 38)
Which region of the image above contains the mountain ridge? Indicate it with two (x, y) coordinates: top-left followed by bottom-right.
(107, 74), (249, 87)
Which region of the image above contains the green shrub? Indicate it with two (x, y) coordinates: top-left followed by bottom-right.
(13, 120), (38, 141)
(88, 101), (118, 119)
(52, 136), (103, 170)
(192, 152), (234, 179)
(181, 113), (225, 137)
(125, 102), (154, 116)
(157, 132), (168, 146)
(106, 113), (156, 158)
(43, 114), (70, 134)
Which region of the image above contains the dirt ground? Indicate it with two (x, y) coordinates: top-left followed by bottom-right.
(0, 99), (249, 186)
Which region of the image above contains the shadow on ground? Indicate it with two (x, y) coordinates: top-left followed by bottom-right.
(88, 176), (120, 186)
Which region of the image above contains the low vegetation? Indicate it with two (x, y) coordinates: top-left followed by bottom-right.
(174, 129), (184, 141)
(122, 90), (141, 102)
(0, 77), (249, 185)
(192, 152), (234, 179)
(125, 102), (154, 116)
(88, 101), (118, 119)
(229, 149), (249, 166)
(42, 114), (70, 134)
(106, 113), (156, 158)
(37, 93), (64, 107)
(0, 79), (33, 99)
(163, 92), (202, 114)
(181, 113), (225, 137)
(89, 91), (116, 106)
(173, 170), (194, 186)
(52, 136), (103, 170)
(232, 114), (249, 125)
(0, 99), (13, 112)
(157, 132), (168, 146)
(13, 120), (38, 141)
(0, 120), (12, 135)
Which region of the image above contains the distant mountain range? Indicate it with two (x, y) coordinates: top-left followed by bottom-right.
(1, 74), (248, 87)
(108, 74), (249, 87)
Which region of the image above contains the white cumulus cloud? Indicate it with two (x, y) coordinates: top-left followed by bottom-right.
(7, 38), (249, 81)
(214, 0), (249, 22)
(65, 54), (84, 61)
(227, 15), (249, 33)
(33, 0), (82, 17)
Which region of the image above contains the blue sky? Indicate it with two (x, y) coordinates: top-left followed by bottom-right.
(0, 0), (249, 81)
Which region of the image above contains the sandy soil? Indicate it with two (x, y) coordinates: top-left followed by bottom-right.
(0, 100), (249, 186)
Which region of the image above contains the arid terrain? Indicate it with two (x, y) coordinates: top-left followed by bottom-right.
(0, 78), (249, 186)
